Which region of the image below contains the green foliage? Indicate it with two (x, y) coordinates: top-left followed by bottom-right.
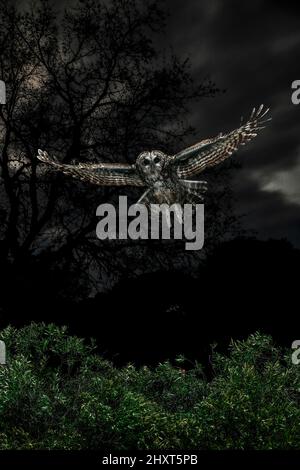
(0, 324), (299, 449)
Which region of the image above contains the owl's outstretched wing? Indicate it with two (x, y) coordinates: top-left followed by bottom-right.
(171, 105), (271, 178)
(37, 150), (145, 187)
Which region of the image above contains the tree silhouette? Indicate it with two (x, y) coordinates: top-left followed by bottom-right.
(0, 0), (229, 304)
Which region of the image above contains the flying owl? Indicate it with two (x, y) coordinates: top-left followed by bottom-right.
(37, 105), (270, 205)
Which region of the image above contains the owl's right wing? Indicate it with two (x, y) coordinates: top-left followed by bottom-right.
(37, 150), (145, 187)
(170, 105), (271, 178)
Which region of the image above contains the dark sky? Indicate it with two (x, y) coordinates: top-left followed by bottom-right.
(19, 0), (300, 247)
(164, 0), (300, 246)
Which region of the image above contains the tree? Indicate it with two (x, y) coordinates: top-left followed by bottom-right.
(0, 0), (223, 303)
(0, 323), (299, 450)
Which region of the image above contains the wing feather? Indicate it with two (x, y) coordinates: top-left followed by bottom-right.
(172, 105), (271, 178)
(37, 150), (145, 187)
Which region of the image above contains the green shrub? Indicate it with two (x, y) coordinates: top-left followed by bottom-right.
(0, 324), (299, 449)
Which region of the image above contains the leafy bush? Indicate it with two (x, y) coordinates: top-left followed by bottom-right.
(0, 324), (299, 449)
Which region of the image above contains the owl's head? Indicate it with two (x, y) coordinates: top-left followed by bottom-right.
(136, 150), (167, 183)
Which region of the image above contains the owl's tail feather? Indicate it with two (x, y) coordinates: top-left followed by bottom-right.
(177, 179), (208, 202)
(179, 179), (208, 193)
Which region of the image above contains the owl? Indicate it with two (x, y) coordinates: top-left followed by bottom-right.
(37, 105), (270, 205)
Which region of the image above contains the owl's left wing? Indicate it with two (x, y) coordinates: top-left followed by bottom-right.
(171, 105), (271, 178)
(37, 150), (145, 187)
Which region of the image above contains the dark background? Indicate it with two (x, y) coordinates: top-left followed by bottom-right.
(165, 0), (300, 246)
(1, 0), (299, 369)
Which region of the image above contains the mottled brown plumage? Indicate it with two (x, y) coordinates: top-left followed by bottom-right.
(37, 105), (271, 204)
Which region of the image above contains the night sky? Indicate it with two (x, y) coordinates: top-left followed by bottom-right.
(165, 0), (300, 246)
(17, 0), (300, 247)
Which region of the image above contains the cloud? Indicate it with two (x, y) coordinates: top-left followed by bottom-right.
(165, 0), (300, 245)
(260, 154), (300, 205)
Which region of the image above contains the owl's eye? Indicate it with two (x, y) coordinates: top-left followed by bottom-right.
(153, 156), (161, 164)
(142, 158), (151, 167)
